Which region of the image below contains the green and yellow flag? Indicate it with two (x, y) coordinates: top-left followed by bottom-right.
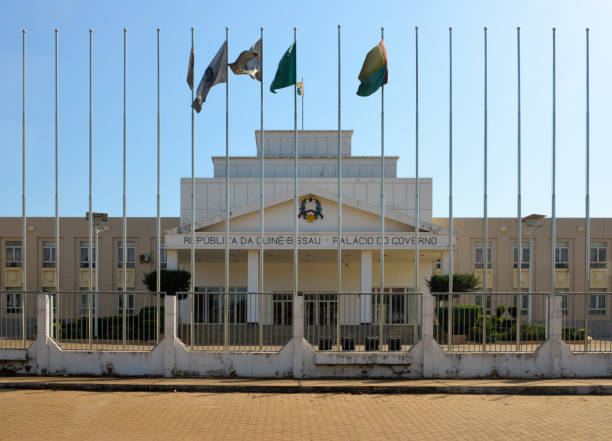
(270, 43), (297, 93)
(296, 81), (304, 96)
(356, 40), (388, 97)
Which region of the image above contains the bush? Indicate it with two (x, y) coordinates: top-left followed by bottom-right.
(437, 305), (482, 335)
(521, 324), (546, 341)
(426, 274), (482, 293)
(507, 305), (518, 318)
(562, 326), (590, 341)
(496, 305), (506, 317)
(143, 269), (191, 299)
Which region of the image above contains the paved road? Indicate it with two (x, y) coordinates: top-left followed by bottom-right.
(1, 389), (611, 440)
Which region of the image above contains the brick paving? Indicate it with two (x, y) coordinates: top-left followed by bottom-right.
(1, 389), (612, 440)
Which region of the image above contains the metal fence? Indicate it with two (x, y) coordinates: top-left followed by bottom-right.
(50, 291), (163, 351)
(305, 292), (422, 352)
(0, 291), (38, 349)
(562, 292), (612, 352)
(176, 292), (293, 352)
(433, 292), (550, 353)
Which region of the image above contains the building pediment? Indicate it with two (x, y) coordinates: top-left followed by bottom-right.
(167, 186), (447, 235)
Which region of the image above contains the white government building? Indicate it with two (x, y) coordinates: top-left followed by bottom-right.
(164, 130), (451, 326)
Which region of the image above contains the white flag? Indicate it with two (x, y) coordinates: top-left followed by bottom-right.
(192, 41), (227, 113)
(229, 39), (261, 81)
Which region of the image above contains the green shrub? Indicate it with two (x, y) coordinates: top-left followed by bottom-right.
(436, 305), (482, 335)
(496, 305), (506, 317)
(507, 305), (518, 318)
(468, 326), (483, 343)
(521, 324), (546, 341)
(426, 274), (482, 293)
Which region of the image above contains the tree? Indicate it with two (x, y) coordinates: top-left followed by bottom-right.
(143, 269), (191, 299)
(425, 274), (481, 293)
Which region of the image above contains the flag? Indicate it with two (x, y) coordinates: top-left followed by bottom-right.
(356, 40), (388, 97)
(229, 39), (261, 81)
(270, 43), (296, 93)
(297, 81), (304, 96)
(192, 41), (228, 113)
(186, 46), (194, 90)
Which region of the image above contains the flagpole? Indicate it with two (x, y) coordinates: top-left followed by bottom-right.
(415, 26), (419, 298)
(122, 28), (127, 346)
(379, 26), (385, 344)
(516, 27), (522, 350)
(336, 24), (342, 349)
(293, 27), (298, 316)
(55, 29), (60, 301)
(482, 26), (488, 350)
(87, 29), (93, 349)
(190, 27), (195, 350)
(550, 28), (556, 335)
(584, 27), (590, 351)
(156, 28), (161, 344)
(21, 29), (27, 348)
(258, 26), (265, 349)
(448, 27), (454, 350)
(224, 27), (230, 350)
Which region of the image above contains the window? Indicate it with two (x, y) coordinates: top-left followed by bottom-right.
(160, 240), (167, 270)
(193, 287), (247, 324)
(558, 289), (569, 315)
(590, 292), (607, 315)
(555, 242), (569, 269)
(305, 294), (337, 326)
(118, 291), (135, 315)
(6, 292), (21, 313)
(79, 241), (96, 268)
(6, 241), (22, 268)
(513, 291), (529, 315)
(117, 241), (135, 268)
(42, 241), (56, 268)
(474, 242), (493, 269)
(513, 242), (531, 269)
(590, 243), (607, 269)
(80, 290), (97, 316)
(273, 294), (293, 325)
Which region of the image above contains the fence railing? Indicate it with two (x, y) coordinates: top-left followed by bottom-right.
(562, 292), (612, 353)
(432, 292), (550, 353)
(0, 291), (38, 349)
(176, 291), (293, 352)
(304, 292), (422, 352)
(50, 291), (163, 351)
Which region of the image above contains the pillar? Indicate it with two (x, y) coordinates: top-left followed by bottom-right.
(163, 294), (177, 377)
(167, 249), (178, 270)
(247, 250), (259, 322)
(35, 293), (49, 374)
(360, 250), (372, 323)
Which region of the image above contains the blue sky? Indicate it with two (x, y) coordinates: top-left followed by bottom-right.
(0, 0), (610, 219)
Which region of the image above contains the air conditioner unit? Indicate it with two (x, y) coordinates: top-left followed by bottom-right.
(140, 254), (151, 263)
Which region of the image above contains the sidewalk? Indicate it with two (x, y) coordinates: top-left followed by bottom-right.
(1, 376), (612, 395)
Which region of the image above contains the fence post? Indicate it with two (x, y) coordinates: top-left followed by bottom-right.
(35, 292), (49, 374)
(292, 293), (304, 378)
(548, 294), (563, 377)
(163, 294), (177, 377)
(422, 294), (434, 377)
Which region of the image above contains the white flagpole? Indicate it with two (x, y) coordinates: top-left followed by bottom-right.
(224, 27), (230, 350)
(156, 28), (161, 344)
(88, 29), (94, 349)
(258, 27), (264, 348)
(122, 28), (128, 345)
(21, 30), (27, 348)
(482, 26), (488, 349)
(190, 27), (195, 350)
(293, 27), (298, 313)
(415, 26), (419, 296)
(584, 28), (590, 350)
(516, 27), (522, 350)
(336, 24), (342, 348)
(448, 27), (454, 350)
(379, 26), (385, 343)
(551, 28), (556, 333)
(55, 29), (60, 297)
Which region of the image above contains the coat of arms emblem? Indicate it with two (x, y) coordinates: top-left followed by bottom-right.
(298, 197), (323, 223)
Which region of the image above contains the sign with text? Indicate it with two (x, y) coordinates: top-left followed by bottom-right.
(165, 232), (453, 250)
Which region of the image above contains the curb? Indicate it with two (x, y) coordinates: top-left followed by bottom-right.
(1, 382), (612, 395)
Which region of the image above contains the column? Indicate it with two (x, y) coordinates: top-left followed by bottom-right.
(247, 249), (259, 322)
(360, 250), (372, 323)
(166, 249), (178, 270)
(163, 294), (177, 377)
